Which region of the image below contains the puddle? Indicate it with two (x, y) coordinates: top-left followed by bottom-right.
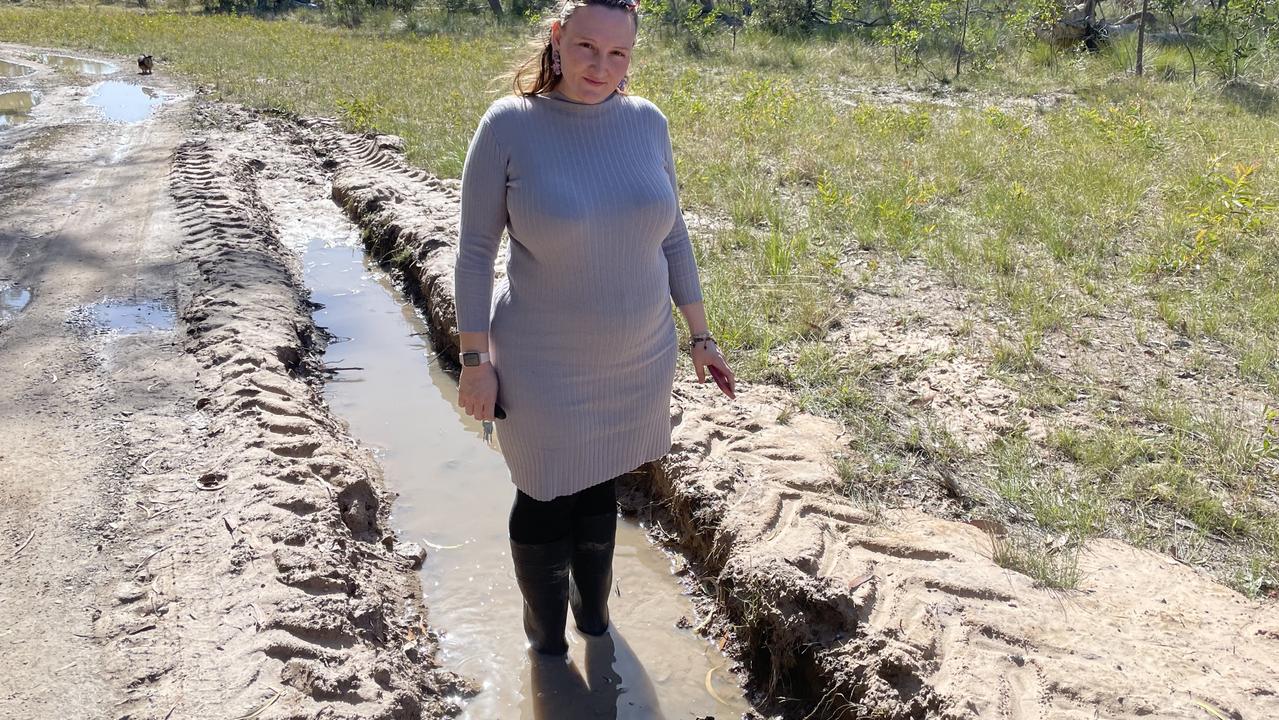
(0, 90), (35, 127)
(266, 179), (753, 718)
(87, 82), (161, 123)
(38, 53), (118, 75)
(72, 299), (176, 335)
(0, 59), (35, 78)
(0, 283), (33, 324)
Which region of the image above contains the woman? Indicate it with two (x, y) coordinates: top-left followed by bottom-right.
(454, 0), (735, 656)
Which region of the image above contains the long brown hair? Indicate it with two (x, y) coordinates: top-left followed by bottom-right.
(505, 0), (640, 97)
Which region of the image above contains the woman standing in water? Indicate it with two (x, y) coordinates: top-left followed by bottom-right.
(453, 0), (735, 656)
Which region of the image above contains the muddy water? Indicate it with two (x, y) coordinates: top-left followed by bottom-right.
(0, 59), (35, 78)
(266, 180), (751, 718)
(0, 283), (33, 324)
(0, 90), (35, 127)
(38, 53), (117, 75)
(88, 82), (161, 123)
(81, 299), (176, 335)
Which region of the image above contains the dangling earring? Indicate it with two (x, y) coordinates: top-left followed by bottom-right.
(617, 75), (628, 92)
(552, 48), (562, 76)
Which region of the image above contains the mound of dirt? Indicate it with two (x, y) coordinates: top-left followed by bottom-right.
(635, 382), (1279, 718)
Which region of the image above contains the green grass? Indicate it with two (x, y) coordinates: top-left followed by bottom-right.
(2, 5), (1276, 595)
(990, 531), (1084, 590)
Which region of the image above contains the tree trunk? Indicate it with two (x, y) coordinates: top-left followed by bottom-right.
(1134, 0), (1150, 75)
(955, 0), (972, 78)
(487, 0), (502, 15)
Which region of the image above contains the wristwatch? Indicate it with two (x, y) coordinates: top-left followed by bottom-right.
(460, 351), (490, 367)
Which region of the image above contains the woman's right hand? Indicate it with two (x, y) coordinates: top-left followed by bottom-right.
(458, 362), (499, 421)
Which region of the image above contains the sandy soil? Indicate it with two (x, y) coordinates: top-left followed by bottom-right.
(319, 84), (1279, 720)
(0, 46), (466, 719)
(5, 42), (1278, 720)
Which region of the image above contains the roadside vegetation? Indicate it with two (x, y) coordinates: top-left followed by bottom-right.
(2, 0), (1275, 595)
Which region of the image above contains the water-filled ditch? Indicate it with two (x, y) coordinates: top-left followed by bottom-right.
(262, 176), (751, 718)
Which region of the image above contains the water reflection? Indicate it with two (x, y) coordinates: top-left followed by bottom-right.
(0, 284), (33, 324)
(0, 90), (35, 127)
(73, 299), (177, 335)
(522, 632), (664, 720)
(0, 59), (35, 78)
(88, 82), (161, 123)
(38, 53), (118, 75)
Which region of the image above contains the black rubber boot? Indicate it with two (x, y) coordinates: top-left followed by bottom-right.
(569, 512), (617, 636)
(509, 537), (573, 655)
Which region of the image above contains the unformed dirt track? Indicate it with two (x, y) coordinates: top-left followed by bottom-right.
(2, 43), (1278, 720)
(1, 46), (465, 719)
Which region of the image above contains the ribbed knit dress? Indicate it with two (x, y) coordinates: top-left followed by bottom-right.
(453, 89), (703, 501)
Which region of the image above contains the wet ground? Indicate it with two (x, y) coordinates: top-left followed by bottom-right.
(8, 41), (1272, 720)
(0, 58), (33, 77)
(261, 169), (752, 718)
(88, 81), (161, 122)
(0, 89), (34, 126)
(37, 52), (117, 75)
(0, 282), (32, 323)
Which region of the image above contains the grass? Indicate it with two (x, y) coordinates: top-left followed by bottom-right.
(990, 531), (1084, 590)
(2, 5), (1276, 595)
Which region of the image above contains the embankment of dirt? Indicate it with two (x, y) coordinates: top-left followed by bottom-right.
(163, 119), (471, 718)
(303, 113), (1279, 720)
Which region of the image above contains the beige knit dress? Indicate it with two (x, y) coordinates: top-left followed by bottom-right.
(453, 90), (703, 501)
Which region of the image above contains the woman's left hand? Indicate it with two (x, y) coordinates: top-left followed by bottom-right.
(691, 340), (736, 398)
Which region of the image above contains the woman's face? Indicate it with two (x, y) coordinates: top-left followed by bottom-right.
(551, 5), (636, 104)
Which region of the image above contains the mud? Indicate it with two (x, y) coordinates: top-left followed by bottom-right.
(629, 385), (1279, 718)
(309, 88), (1279, 720)
(280, 120), (752, 716)
(4, 41), (1277, 720)
(1, 46), (465, 719)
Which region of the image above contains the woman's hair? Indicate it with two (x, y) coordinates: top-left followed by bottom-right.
(506, 0), (640, 97)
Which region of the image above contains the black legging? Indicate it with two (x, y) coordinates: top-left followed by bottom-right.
(509, 477), (617, 545)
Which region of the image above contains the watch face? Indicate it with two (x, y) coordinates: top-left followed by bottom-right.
(462, 352), (480, 366)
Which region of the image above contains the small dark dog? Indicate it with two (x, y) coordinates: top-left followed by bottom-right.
(138, 55), (153, 75)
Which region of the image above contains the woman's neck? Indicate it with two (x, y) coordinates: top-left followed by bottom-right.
(548, 85), (611, 105)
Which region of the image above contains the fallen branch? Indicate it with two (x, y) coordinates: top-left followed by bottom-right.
(9, 529), (35, 560)
(234, 689), (281, 720)
(141, 450), (161, 474)
(130, 543), (174, 573)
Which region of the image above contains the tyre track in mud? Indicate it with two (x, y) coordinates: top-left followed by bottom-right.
(0, 44), (468, 719)
(155, 109), (470, 718)
(297, 111), (1279, 720)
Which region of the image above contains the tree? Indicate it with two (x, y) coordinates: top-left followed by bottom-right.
(1134, 0), (1150, 75)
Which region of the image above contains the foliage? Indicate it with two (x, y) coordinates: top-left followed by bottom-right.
(1197, 0), (1278, 82)
(750, 0), (818, 33)
(1156, 162), (1275, 275)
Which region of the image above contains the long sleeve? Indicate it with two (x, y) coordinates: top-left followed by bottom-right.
(659, 120), (704, 307)
(454, 113), (509, 334)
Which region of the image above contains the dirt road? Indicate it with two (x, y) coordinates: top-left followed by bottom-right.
(3, 41), (1278, 720)
(0, 46), (465, 719)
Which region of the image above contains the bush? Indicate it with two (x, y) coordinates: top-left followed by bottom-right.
(750, 0), (816, 33)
